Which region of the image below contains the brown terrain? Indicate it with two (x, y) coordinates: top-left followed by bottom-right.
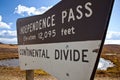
(0, 43), (18, 60)
(96, 44), (120, 80)
(0, 42), (120, 80)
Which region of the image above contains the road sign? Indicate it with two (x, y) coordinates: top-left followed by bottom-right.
(17, 0), (114, 80)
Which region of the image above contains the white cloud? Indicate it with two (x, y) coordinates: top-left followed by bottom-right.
(0, 15), (2, 21)
(0, 30), (17, 37)
(0, 30), (17, 44)
(105, 40), (120, 44)
(0, 15), (15, 44)
(106, 31), (120, 40)
(0, 37), (17, 44)
(14, 4), (52, 16)
(0, 15), (11, 29)
(105, 31), (120, 44)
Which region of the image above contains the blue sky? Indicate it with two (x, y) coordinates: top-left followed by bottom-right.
(0, 0), (120, 44)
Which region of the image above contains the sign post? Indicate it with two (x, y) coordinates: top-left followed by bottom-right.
(17, 0), (114, 80)
(26, 70), (34, 80)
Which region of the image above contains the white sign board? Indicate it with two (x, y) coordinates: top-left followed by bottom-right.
(18, 41), (100, 80)
(17, 0), (114, 80)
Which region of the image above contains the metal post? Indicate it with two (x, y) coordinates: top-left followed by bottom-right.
(26, 70), (34, 80)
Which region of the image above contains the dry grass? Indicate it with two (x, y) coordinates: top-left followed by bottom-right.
(0, 44), (17, 49)
(0, 66), (25, 80)
(95, 77), (120, 80)
(0, 66), (56, 80)
(0, 53), (18, 60)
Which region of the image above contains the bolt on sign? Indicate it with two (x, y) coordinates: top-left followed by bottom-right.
(17, 0), (114, 80)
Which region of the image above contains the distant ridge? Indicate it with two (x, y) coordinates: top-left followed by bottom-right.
(0, 42), (3, 44)
(102, 44), (120, 54)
